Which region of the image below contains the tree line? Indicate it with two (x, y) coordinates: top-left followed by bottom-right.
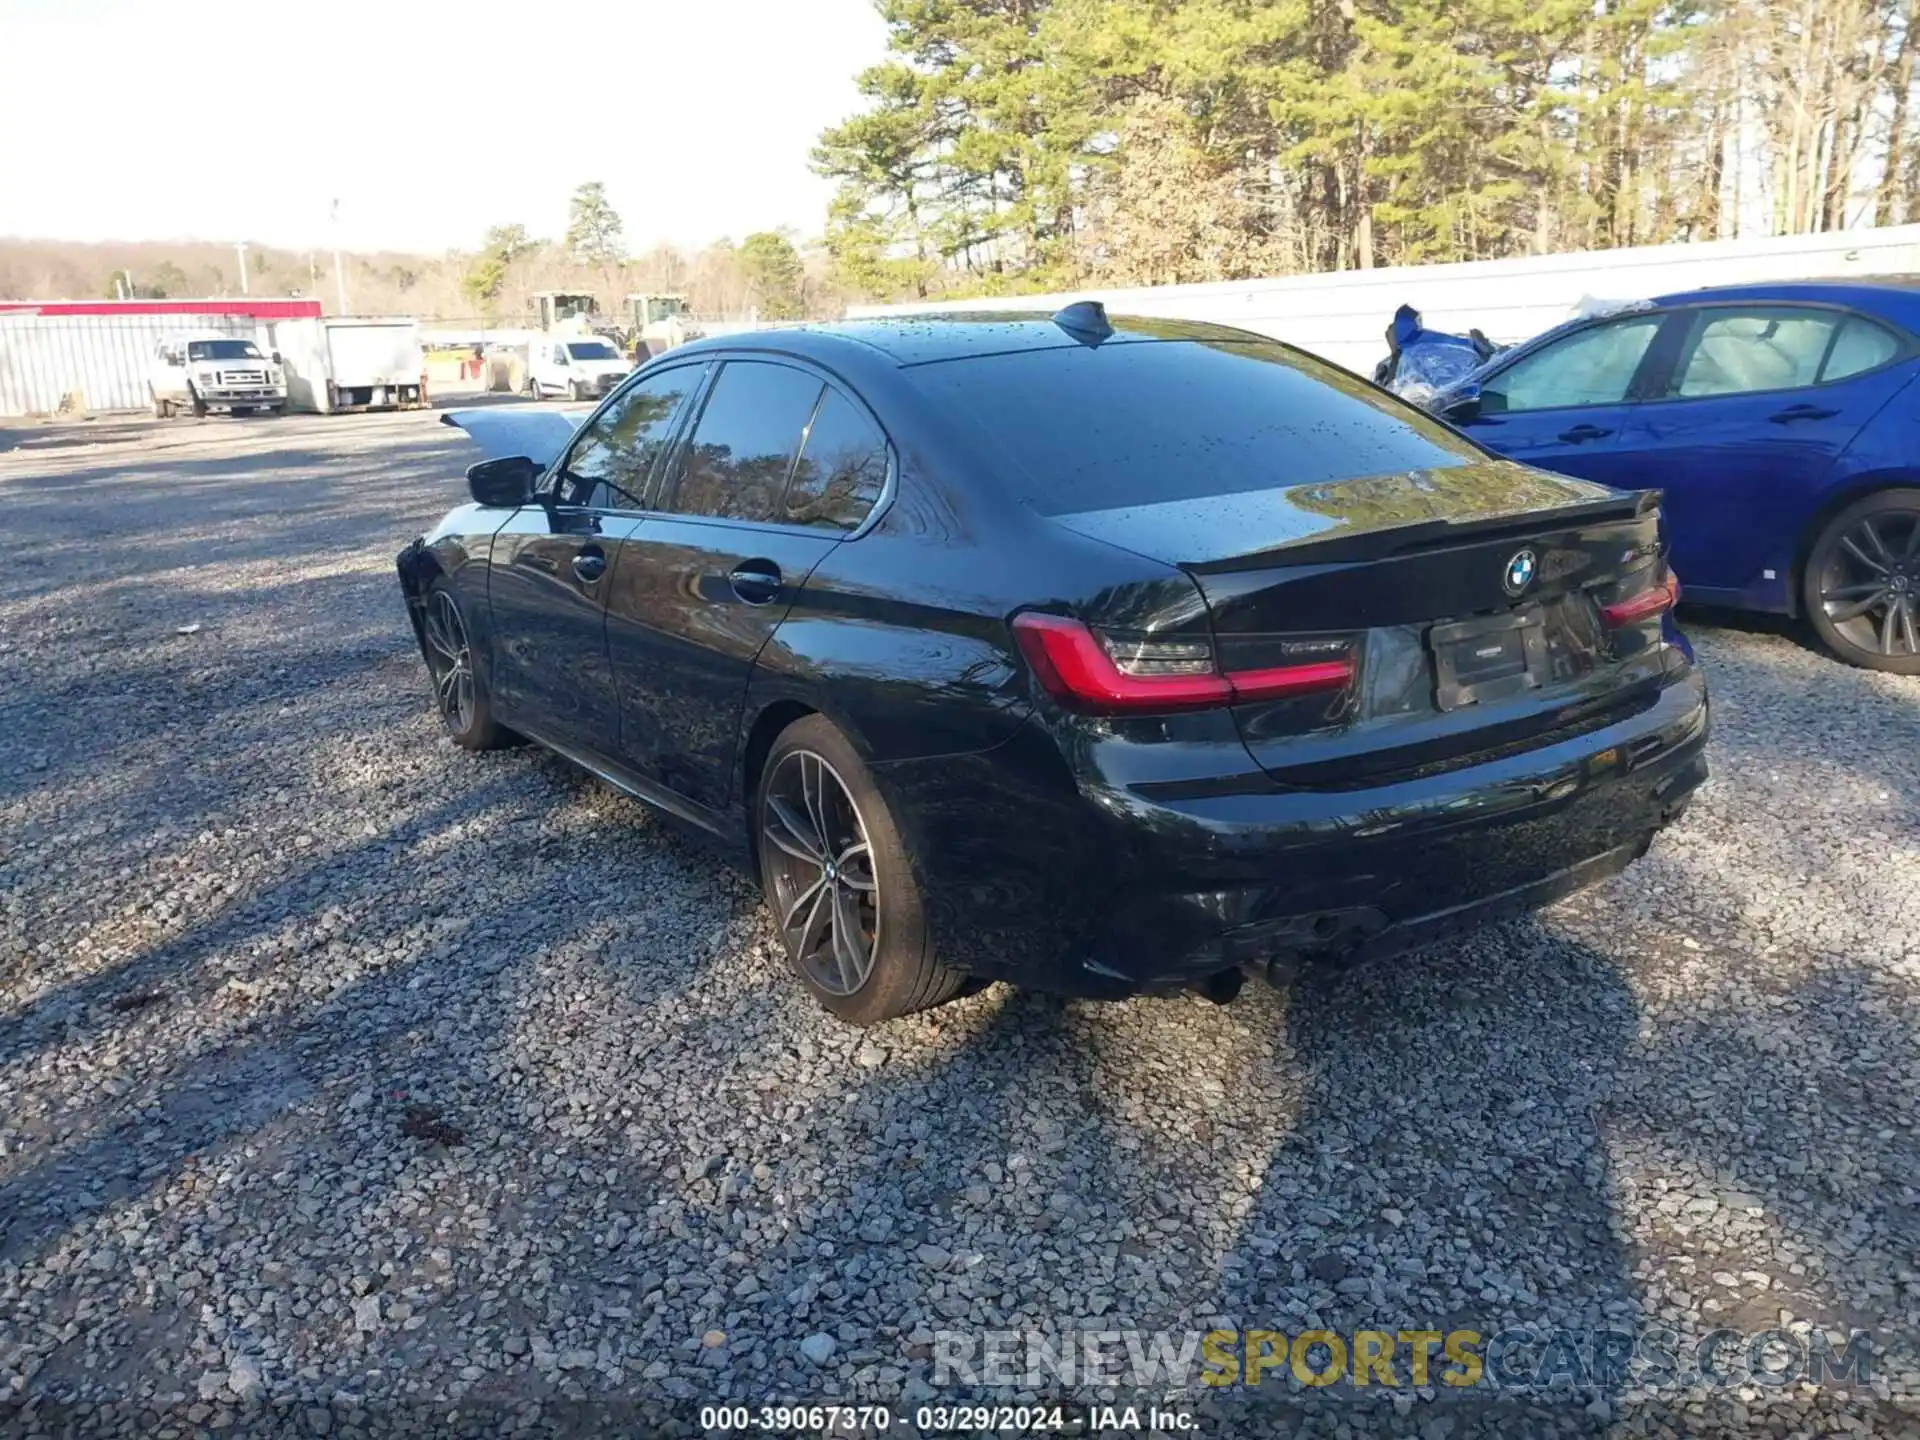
(0, 183), (835, 324)
(454, 182), (827, 323)
(812, 0), (1920, 299)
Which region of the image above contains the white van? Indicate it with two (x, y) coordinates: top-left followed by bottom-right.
(524, 338), (632, 402)
(149, 333), (287, 417)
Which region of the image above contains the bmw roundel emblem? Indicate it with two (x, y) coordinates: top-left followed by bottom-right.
(1503, 548), (1537, 596)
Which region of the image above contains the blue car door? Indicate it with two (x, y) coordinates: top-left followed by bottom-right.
(1614, 303), (1919, 602)
(1449, 311), (1670, 489)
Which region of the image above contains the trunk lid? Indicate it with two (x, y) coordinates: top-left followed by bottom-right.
(1054, 462), (1678, 786)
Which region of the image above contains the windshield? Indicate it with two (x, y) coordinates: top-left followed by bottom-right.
(566, 341), (620, 361)
(187, 339), (263, 362)
(914, 339), (1483, 515)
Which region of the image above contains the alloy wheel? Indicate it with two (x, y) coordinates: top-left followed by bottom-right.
(760, 750), (880, 996)
(422, 590), (476, 734)
(1818, 510), (1920, 658)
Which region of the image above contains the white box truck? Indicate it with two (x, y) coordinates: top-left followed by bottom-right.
(269, 317), (427, 414)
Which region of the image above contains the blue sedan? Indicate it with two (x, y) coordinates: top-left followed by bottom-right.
(1432, 282), (1920, 671)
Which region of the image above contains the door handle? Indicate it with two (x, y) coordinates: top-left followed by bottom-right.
(1769, 403), (1839, 423)
(1557, 423), (1614, 443)
(728, 561), (782, 605)
(571, 549), (607, 583)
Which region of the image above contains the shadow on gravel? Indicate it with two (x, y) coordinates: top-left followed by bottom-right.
(0, 569), (403, 806)
(746, 922), (1645, 1433)
(0, 722), (762, 1407)
(1193, 926), (1643, 1435)
(0, 773), (547, 1255)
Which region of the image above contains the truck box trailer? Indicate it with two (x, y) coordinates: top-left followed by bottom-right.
(268, 316), (427, 414)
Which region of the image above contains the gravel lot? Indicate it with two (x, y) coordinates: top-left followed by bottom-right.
(1, 411), (1916, 1438)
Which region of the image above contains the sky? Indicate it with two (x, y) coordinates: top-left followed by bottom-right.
(0, 0), (891, 254)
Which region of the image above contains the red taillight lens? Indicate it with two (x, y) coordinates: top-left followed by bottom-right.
(1011, 613), (1354, 714)
(1600, 571), (1681, 627)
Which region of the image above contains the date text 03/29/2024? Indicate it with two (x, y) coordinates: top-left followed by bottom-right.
(699, 1403), (1197, 1433)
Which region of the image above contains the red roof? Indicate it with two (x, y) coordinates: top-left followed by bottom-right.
(0, 298), (323, 319)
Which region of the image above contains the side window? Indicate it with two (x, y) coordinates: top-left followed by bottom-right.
(1482, 316), (1665, 413)
(549, 365), (705, 509)
(1820, 317), (1901, 382)
(784, 388), (888, 532)
(663, 361), (824, 522)
(1670, 307), (1847, 397)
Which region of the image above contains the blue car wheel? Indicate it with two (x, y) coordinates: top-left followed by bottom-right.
(1804, 489), (1920, 673)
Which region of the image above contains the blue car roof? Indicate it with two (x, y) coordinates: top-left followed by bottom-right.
(1648, 279), (1920, 331)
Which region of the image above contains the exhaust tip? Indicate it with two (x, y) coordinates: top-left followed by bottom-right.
(1193, 968), (1245, 1005)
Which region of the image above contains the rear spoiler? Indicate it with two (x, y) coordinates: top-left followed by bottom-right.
(1183, 489), (1661, 573)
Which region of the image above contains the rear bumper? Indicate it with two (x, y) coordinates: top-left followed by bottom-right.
(1308, 836), (1649, 971)
(879, 668), (1708, 997)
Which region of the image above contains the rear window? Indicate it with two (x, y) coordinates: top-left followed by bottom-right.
(913, 340), (1481, 515)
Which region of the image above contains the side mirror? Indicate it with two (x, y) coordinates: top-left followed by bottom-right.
(467, 455), (539, 507)
(271, 350), (283, 365)
(1440, 384), (1483, 421)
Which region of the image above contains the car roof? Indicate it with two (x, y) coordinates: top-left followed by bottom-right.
(1649, 278), (1920, 328)
(669, 311), (1271, 370)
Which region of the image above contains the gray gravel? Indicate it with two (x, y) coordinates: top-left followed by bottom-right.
(1, 411), (1916, 1437)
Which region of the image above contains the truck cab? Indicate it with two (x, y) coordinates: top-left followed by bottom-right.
(149, 333), (287, 417)
(525, 337), (632, 401)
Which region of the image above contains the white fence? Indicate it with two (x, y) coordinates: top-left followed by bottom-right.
(849, 225), (1920, 374)
(0, 312), (266, 417)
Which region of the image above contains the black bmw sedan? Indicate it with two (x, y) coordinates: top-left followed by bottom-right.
(397, 307), (1708, 1024)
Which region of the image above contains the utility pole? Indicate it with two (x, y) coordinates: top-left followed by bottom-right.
(330, 199), (348, 314)
(235, 242), (249, 296)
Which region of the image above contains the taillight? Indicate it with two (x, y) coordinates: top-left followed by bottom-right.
(1600, 571), (1680, 627)
(1011, 613), (1354, 714)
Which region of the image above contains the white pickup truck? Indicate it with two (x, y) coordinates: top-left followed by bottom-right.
(149, 333), (287, 417)
(524, 337), (633, 402)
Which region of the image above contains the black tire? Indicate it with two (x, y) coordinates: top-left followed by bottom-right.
(568, 379), (585, 402)
(1803, 489), (1920, 674)
(189, 386), (207, 419)
(754, 714), (964, 1025)
(523, 370), (539, 399)
(150, 390), (170, 419)
(268, 404), (287, 416)
(420, 582), (511, 750)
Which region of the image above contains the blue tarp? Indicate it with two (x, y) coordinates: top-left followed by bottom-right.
(1373, 304), (1501, 403)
